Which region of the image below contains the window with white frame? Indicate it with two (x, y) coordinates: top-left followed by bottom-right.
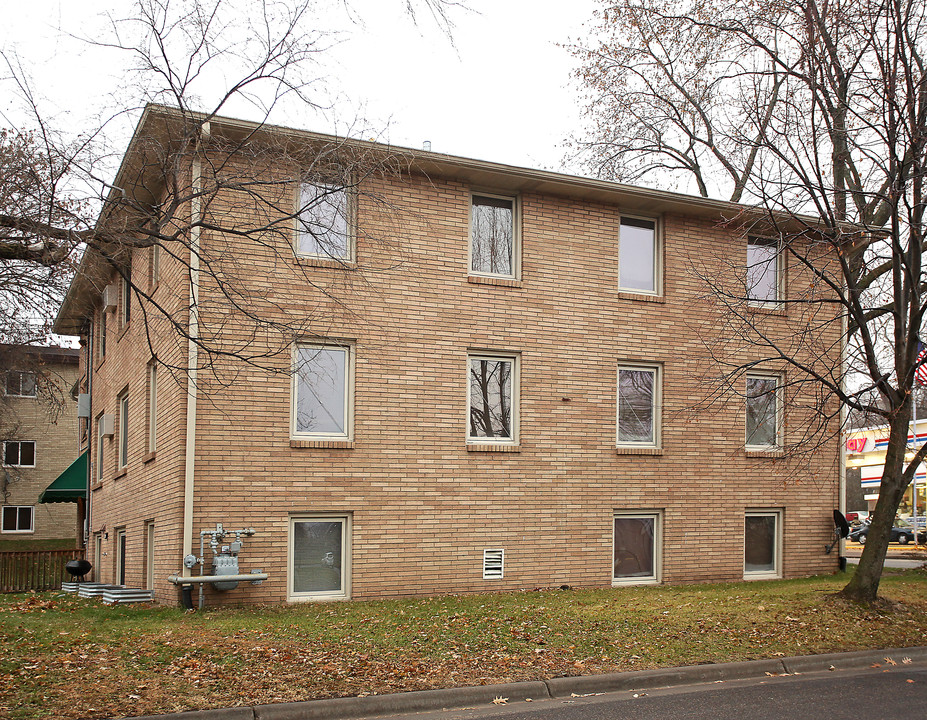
(613, 513), (661, 584)
(5, 371), (36, 398)
(96, 413), (106, 481)
(296, 182), (352, 260)
(745, 374), (780, 449)
(293, 344), (352, 439)
(121, 267), (132, 326)
(619, 217), (659, 294)
(744, 510), (782, 578)
(1, 506), (34, 533)
(118, 392), (129, 469)
(147, 362), (158, 454)
(467, 354), (517, 443)
(150, 244), (160, 286)
(3, 441), (35, 467)
(289, 515), (350, 600)
(470, 194), (517, 278)
(617, 364), (661, 447)
(97, 311), (107, 361)
(747, 237), (780, 304)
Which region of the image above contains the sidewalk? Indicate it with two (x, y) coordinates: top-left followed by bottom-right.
(124, 646), (927, 720)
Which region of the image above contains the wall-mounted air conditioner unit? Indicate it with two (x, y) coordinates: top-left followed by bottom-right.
(99, 413), (115, 438)
(102, 284), (118, 311)
(77, 394), (91, 418)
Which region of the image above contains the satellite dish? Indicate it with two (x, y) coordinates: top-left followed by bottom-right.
(834, 509), (851, 538)
(826, 510), (851, 554)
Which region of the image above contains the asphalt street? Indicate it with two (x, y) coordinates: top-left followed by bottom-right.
(371, 663), (927, 720)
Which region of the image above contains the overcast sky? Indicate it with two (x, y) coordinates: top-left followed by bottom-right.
(0, 0), (600, 172)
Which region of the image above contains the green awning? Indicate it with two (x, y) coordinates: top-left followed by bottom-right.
(38, 452), (87, 503)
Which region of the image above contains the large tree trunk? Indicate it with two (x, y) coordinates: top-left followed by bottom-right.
(839, 411), (912, 603)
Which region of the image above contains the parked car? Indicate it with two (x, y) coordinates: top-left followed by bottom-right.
(849, 519), (917, 545)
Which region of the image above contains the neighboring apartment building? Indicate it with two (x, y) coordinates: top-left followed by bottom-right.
(1, 345), (81, 546)
(54, 106), (842, 605)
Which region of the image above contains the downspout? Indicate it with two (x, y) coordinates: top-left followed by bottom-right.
(84, 322), (93, 553)
(182, 121), (209, 576)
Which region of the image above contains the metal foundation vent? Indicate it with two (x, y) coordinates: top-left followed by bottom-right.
(483, 549), (504, 579)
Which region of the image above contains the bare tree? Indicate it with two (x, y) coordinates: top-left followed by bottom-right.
(571, 0), (927, 603)
(0, 0), (459, 379)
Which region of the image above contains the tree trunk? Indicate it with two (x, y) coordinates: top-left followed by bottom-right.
(839, 412), (912, 603)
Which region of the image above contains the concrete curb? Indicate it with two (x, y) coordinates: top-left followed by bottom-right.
(122, 646), (927, 720)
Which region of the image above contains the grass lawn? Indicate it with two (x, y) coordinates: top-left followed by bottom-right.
(2, 568), (927, 719)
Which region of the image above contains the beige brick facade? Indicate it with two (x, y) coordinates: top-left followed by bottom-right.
(56, 108), (842, 606)
(1, 347), (81, 545)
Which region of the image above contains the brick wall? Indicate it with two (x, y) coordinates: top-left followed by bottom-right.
(81, 159), (841, 605)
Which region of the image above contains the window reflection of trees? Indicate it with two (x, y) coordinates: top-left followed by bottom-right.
(618, 368), (654, 443)
(469, 358), (512, 438)
(471, 196), (513, 276)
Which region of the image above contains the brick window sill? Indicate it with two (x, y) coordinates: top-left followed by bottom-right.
(290, 439), (355, 449)
(467, 275), (522, 289)
(747, 303), (787, 316)
(293, 257), (357, 270)
(617, 291), (664, 304)
(467, 444), (520, 453)
(615, 446), (664, 456)
(114, 469), (127, 480)
(142, 451), (157, 464)
(745, 448), (784, 458)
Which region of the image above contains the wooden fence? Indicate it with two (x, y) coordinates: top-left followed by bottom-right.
(0, 549), (86, 593)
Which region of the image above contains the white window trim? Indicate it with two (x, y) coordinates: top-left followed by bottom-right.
(612, 511), (662, 586)
(618, 214), (661, 295)
(291, 342), (355, 441)
(466, 352), (519, 445)
(745, 373), (782, 450)
(4, 371), (37, 398)
(616, 363), (662, 448)
(3, 441), (36, 468)
(147, 362), (158, 454)
(120, 273), (132, 327)
(118, 392), (129, 469)
(747, 237), (783, 307)
(287, 514), (352, 601)
(468, 191), (520, 281)
(1, 505), (35, 534)
(744, 509), (783, 580)
(294, 181), (356, 262)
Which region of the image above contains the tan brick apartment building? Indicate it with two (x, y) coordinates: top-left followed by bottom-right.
(55, 106), (842, 605)
(1, 346), (80, 546)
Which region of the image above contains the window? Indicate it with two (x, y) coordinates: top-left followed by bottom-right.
(746, 374), (780, 449)
(96, 413), (106, 481)
(293, 344), (352, 440)
(1, 506), (34, 533)
(470, 194), (517, 278)
(121, 268), (132, 326)
(289, 516), (350, 600)
(118, 393), (129, 469)
(745, 511), (782, 579)
(97, 311), (107, 361)
(617, 364), (660, 447)
(747, 237), (780, 304)
(619, 217), (659, 294)
(613, 513), (661, 584)
(147, 363), (158, 454)
(4, 371), (36, 398)
(467, 354), (517, 444)
(3, 441), (35, 467)
(150, 244), (160, 286)
(297, 182), (352, 260)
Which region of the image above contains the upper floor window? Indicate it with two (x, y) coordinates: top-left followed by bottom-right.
(3, 441), (35, 467)
(468, 353), (517, 444)
(97, 311), (107, 361)
(617, 364), (661, 447)
(147, 362), (158, 455)
(470, 194), (517, 279)
(121, 267), (132, 326)
(297, 182), (352, 260)
(118, 392), (129, 469)
(292, 343), (352, 440)
(746, 373), (781, 449)
(619, 217), (659, 294)
(747, 237), (780, 304)
(4, 371), (36, 398)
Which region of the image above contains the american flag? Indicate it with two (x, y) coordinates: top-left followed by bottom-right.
(918, 342), (927, 386)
